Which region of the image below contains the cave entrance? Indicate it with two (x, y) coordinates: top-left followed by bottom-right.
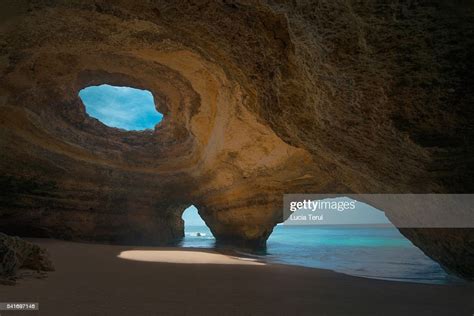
(267, 197), (457, 284)
(180, 205), (215, 248)
(78, 84), (163, 130)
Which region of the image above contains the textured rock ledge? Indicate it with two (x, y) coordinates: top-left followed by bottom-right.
(0, 1), (473, 279)
(0, 233), (54, 285)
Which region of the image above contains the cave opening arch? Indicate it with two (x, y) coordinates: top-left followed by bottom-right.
(180, 205), (215, 248)
(269, 196), (462, 283)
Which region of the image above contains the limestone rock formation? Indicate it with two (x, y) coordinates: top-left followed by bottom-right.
(0, 233), (54, 284)
(0, 1), (473, 279)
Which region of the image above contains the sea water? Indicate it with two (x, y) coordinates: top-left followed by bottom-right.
(180, 225), (463, 284)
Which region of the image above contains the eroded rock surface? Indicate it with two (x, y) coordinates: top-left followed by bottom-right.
(0, 1), (473, 278)
(0, 233), (54, 284)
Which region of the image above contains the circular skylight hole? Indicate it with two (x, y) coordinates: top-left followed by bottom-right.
(79, 84), (163, 131)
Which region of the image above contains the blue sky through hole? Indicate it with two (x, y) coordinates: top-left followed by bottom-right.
(182, 205), (206, 226)
(79, 84), (163, 130)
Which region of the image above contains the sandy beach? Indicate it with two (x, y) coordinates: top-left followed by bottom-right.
(0, 239), (472, 316)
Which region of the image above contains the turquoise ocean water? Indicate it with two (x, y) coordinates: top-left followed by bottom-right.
(180, 225), (462, 284)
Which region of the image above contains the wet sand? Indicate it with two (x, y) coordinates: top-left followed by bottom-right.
(0, 239), (473, 316)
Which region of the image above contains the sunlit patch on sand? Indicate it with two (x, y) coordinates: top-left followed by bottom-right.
(117, 250), (265, 265)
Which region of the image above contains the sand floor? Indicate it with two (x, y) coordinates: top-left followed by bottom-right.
(0, 239), (473, 316)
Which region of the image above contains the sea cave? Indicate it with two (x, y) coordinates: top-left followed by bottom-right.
(0, 1), (473, 315)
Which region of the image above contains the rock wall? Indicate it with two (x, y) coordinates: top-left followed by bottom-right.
(0, 1), (473, 278)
